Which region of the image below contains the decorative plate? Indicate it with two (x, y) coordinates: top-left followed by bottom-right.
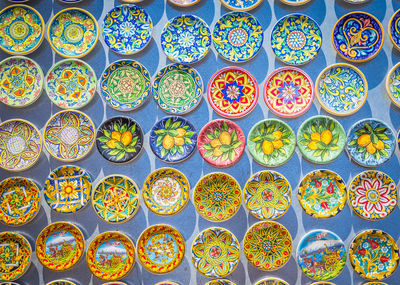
(193, 173), (241, 222)
(191, 227), (240, 278)
(343, 0), (369, 3)
(271, 14), (322, 65)
(35, 222), (84, 271)
(153, 64), (203, 114)
(207, 67), (259, 119)
(137, 224), (185, 274)
(0, 232), (31, 281)
(100, 60), (151, 111)
(386, 62), (400, 108)
(346, 119), (396, 167)
(255, 278), (289, 285)
(213, 12), (263, 62)
(168, 0), (201, 7)
(44, 110), (95, 162)
(205, 280), (237, 285)
(45, 59), (97, 109)
(149, 116), (197, 163)
(332, 12), (384, 62)
(389, 9), (400, 51)
(279, 0), (311, 5)
(0, 56), (43, 108)
(264, 67), (314, 118)
(197, 119), (245, 167)
(44, 165), (92, 213)
(244, 170), (292, 220)
(349, 229), (399, 280)
(92, 175), (140, 224)
(297, 115), (346, 164)
(244, 221), (292, 271)
(297, 230), (346, 281)
(87, 231), (135, 281)
(102, 282), (128, 285)
(247, 119), (296, 167)
(0, 119), (42, 171)
(219, 0), (263, 11)
(46, 281), (77, 285)
(161, 14), (211, 64)
(310, 282), (336, 285)
(96, 116), (144, 164)
(47, 8), (98, 58)
(361, 283), (388, 285)
(348, 170), (397, 221)
(103, 5), (152, 55)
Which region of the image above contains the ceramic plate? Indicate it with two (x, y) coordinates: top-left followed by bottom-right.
(247, 119), (296, 167)
(361, 283), (388, 285)
(244, 170), (292, 220)
(348, 170), (397, 221)
(149, 116), (197, 163)
(349, 230), (399, 280)
(389, 9), (400, 51)
(191, 227), (240, 278)
(346, 119), (396, 167)
(44, 110), (95, 162)
(279, 0), (311, 5)
(271, 14), (322, 65)
(343, 0), (369, 2)
(386, 62), (400, 108)
(46, 59), (97, 109)
(46, 281), (77, 285)
(102, 282), (128, 285)
(168, 0), (201, 6)
(194, 173), (241, 222)
(264, 67), (314, 118)
(255, 278), (289, 285)
(44, 165), (92, 213)
(332, 12), (383, 62)
(137, 224), (185, 274)
(310, 282), (336, 285)
(48, 8), (98, 58)
(96, 116), (144, 164)
(205, 280), (237, 285)
(0, 119), (42, 171)
(220, 0), (263, 11)
(0, 177), (40, 226)
(87, 231), (135, 281)
(213, 12), (263, 62)
(153, 64), (203, 114)
(244, 221), (292, 271)
(208, 67), (259, 119)
(103, 5), (152, 55)
(36, 222), (84, 271)
(297, 230), (346, 281)
(92, 175), (140, 224)
(197, 119), (245, 167)
(161, 14), (211, 64)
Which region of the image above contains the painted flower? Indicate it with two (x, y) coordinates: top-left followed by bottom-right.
(178, 31), (195, 48)
(119, 21), (136, 37)
(59, 180), (79, 200)
(0, 246), (15, 263)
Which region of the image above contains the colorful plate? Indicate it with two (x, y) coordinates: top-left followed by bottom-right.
(389, 9), (400, 51)
(137, 224), (185, 274)
(219, 0), (263, 11)
(310, 282), (336, 285)
(386, 62), (400, 108)
(349, 230), (399, 280)
(279, 0), (311, 5)
(149, 116), (197, 163)
(332, 12), (384, 62)
(361, 283), (388, 285)
(92, 175), (140, 224)
(348, 170), (397, 221)
(247, 119), (296, 167)
(191, 227), (240, 278)
(207, 67), (259, 119)
(46, 281), (77, 285)
(44, 165), (92, 213)
(102, 282), (128, 285)
(44, 110), (95, 162)
(255, 278), (289, 285)
(168, 0), (201, 7)
(205, 280), (236, 285)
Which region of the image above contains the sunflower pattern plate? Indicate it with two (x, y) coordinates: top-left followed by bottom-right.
(220, 0), (263, 11)
(255, 278), (289, 285)
(386, 62), (400, 108)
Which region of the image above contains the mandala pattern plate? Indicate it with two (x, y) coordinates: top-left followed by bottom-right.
(220, 0), (263, 11)
(279, 0), (311, 5)
(168, 0), (201, 7)
(191, 227), (240, 278)
(46, 281), (77, 285)
(205, 280), (237, 285)
(389, 9), (400, 51)
(255, 278), (289, 285)
(386, 62), (400, 108)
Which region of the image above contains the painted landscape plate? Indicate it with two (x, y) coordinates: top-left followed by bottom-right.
(386, 62), (400, 108)
(255, 278), (289, 285)
(389, 9), (400, 51)
(219, 0), (263, 11)
(168, 0), (201, 6)
(279, 0), (311, 5)
(205, 280), (237, 285)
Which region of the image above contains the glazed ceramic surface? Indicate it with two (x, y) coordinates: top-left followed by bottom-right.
(219, 0), (263, 11)
(389, 9), (400, 51)
(386, 62), (400, 108)
(279, 0), (311, 5)
(168, 0), (200, 6)
(46, 281), (77, 285)
(205, 280), (237, 285)
(254, 278), (289, 285)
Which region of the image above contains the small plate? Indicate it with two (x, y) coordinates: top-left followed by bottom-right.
(389, 9), (400, 51)
(332, 12), (383, 62)
(349, 229), (399, 280)
(102, 282), (128, 285)
(310, 282), (336, 285)
(87, 231), (135, 281)
(244, 221), (292, 271)
(149, 116), (197, 163)
(279, 0), (311, 5)
(244, 170), (292, 220)
(96, 116), (143, 164)
(44, 110), (95, 162)
(36, 222), (84, 271)
(208, 67), (259, 119)
(92, 175), (140, 224)
(197, 119), (245, 167)
(205, 280), (237, 285)
(297, 230), (346, 281)
(247, 119), (296, 167)
(271, 14), (322, 65)
(348, 170), (397, 221)
(191, 227), (240, 278)
(264, 67), (314, 118)
(386, 62), (400, 108)
(346, 119), (396, 167)
(255, 278), (289, 285)
(168, 0), (201, 7)
(46, 59), (97, 109)
(161, 14), (211, 64)
(219, 0), (263, 11)
(0, 119), (42, 171)
(47, 8), (98, 58)
(137, 224), (185, 274)
(103, 5), (152, 55)
(46, 281), (77, 285)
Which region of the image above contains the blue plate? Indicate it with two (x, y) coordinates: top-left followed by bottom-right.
(390, 9), (400, 51)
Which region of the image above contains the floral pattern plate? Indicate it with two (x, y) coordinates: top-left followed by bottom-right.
(386, 62), (400, 108)
(205, 280), (237, 285)
(255, 278), (289, 285)
(220, 0), (263, 11)
(389, 9), (400, 51)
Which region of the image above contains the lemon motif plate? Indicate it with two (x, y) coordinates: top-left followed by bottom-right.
(205, 280), (237, 285)
(255, 278), (289, 285)
(220, 0), (263, 11)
